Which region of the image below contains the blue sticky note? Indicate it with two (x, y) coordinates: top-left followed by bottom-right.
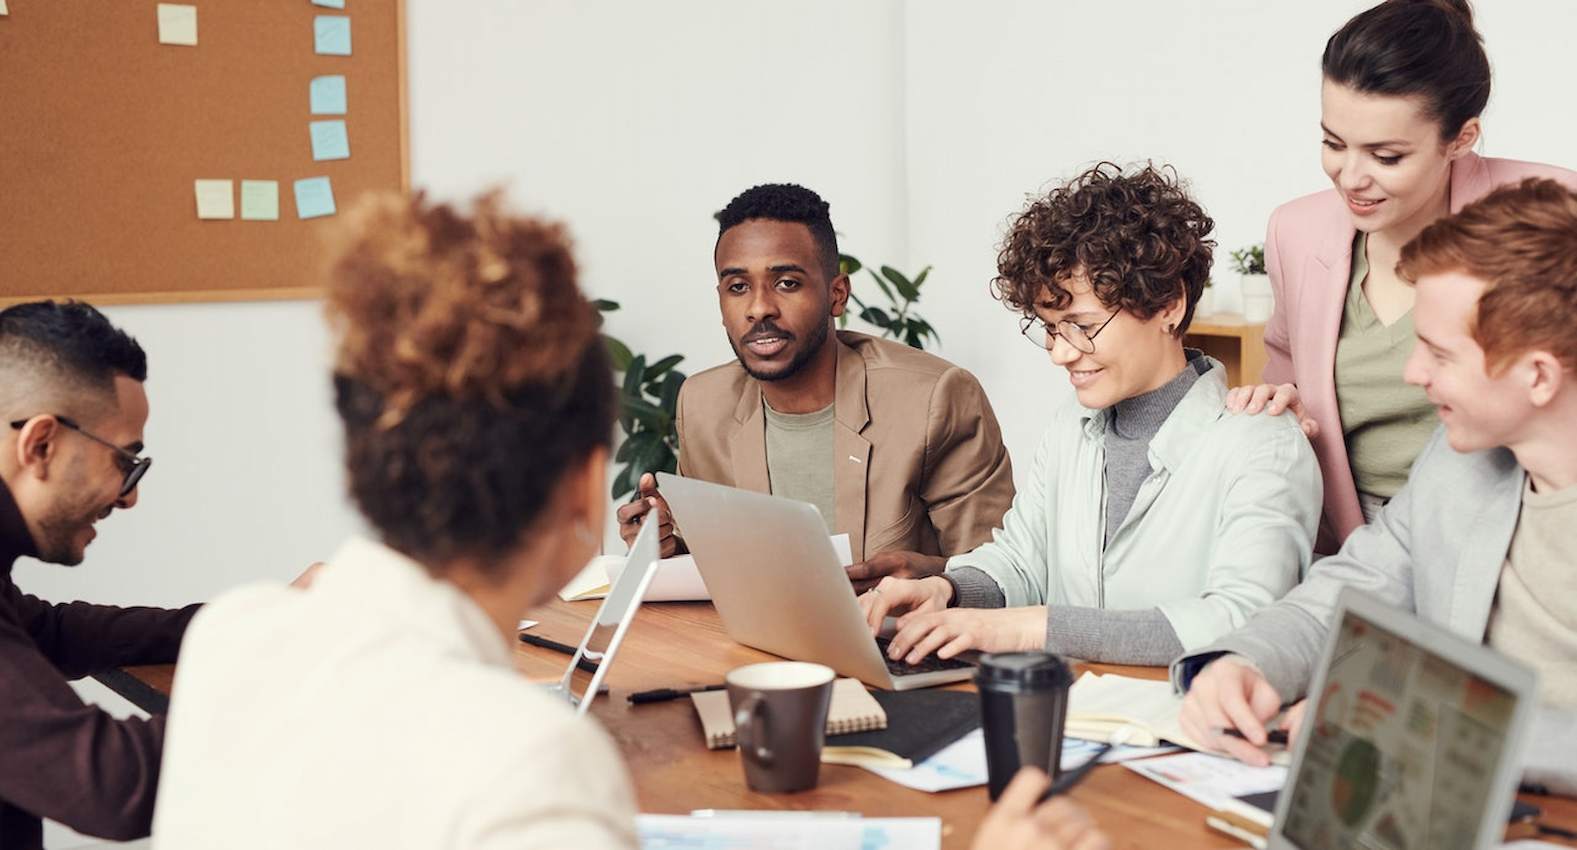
(310, 75), (347, 115)
(311, 0), (345, 8)
(314, 16), (350, 55)
(294, 177), (336, 220)
(309, 120), (350, 161)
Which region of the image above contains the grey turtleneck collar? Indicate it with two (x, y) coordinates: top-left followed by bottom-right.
(1103, 352), (1211, 544)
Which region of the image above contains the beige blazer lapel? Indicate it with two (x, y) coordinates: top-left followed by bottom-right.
(728, 383), (770, 494)
(831, 339), (872, 563)
(1450, 466), (1525, 638)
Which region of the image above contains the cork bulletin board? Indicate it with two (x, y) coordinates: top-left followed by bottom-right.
(0, 0), (408, 305)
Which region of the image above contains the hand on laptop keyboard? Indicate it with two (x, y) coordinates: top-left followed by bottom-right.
(875, 636), (973, 674)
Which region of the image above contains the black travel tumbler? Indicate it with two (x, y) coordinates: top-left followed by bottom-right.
(976, 651), (1075, 800)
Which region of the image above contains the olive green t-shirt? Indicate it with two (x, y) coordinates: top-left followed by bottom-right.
(763, 401), (836, 531)
(1486, 479), (1577, 710)
(1334, 233), (1438, 498)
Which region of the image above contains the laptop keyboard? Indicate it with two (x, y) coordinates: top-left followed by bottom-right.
(875, 636), (974, 676)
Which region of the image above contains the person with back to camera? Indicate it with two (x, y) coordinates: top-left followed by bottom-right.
(1229, 0), (1577, 553)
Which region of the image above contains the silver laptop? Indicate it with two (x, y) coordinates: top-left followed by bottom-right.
(553, 513), (661, 715)
(657, 472), (975, 690)
(1264, 588), (1538, 850)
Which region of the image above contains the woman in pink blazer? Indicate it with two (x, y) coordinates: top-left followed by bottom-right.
(1231, 0), (1577, 553)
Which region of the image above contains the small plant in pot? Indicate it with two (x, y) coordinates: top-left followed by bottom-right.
(1231, 243), (1273, 322)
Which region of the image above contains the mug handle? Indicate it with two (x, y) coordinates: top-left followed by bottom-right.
(734, 693), (774, 767)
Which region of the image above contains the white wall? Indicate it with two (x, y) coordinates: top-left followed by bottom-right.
(15, 1), (1577, 606)
(902, 0), (1577, 477)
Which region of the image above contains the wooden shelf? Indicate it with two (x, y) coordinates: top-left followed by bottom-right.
(1185, 312), (1267, 386)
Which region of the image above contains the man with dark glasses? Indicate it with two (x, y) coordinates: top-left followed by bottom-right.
(0, 300), (190, 848)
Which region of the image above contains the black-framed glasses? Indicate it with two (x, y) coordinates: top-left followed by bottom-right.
(1019, 310), (1120, 354)
(9, 415), (151, 498)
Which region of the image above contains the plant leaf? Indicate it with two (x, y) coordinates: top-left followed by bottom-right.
(603, 335), (634, 372)
(658, 371), (685, 414)
(839, 253), (863, 276)
(644, 354), (684, 381)
(860, 306), (892, 328)
(865, 268), (896, 303)
(622, 395), (669, 429)
(611, 464), (635, 500)
(622, 354), (647, 398)
(911, 266), (931, 290)
(592, 299), (621, 312)
(881, 266), (919, 302)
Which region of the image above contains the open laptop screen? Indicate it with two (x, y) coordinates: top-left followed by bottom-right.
(1279, 605), (1520, 850)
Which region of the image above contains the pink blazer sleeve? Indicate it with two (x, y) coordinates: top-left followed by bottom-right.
(1261, 208), (1295, 387)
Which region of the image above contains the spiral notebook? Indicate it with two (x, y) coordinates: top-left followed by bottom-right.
(693, 678), (886, 749)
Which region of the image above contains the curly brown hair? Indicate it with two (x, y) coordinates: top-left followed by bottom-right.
(323, 190), (614, 570)
(992, 162), (1215, 335)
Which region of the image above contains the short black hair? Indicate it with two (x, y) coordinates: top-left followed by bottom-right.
(0, 300), (148, 384)
(714, 183), (841, 279)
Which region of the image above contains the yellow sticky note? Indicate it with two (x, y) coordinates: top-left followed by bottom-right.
(240, 181), (279, 221)
(157, 4), (197, 46)
(194, 180), (235, 220)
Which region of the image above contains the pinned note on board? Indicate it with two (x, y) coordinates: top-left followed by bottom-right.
(240, 181), (280, 221)
(194, 180), (235, 220)
(309, 120), (350, 161)
(157, 4), (198, 46)
(0, 1), (10, 17)
(310, 75), (348, 115)
(314, 16), (351, 55)
(294, 177), (336, 219)
(311, 0), (346, 7)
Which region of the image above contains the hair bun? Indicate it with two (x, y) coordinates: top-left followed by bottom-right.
(324, 190), (599, 419)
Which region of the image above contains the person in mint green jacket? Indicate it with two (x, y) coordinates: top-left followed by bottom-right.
(860, 162), (1323, 666)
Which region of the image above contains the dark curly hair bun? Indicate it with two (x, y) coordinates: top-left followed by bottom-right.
(323, 190), (615, 567)
(993, 162), (1215, 335)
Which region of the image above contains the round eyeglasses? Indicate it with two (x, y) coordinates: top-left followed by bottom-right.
(1019, 310), (1119, 354)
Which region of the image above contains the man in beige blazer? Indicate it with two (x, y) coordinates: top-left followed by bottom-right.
(618, 183), (1013, 581)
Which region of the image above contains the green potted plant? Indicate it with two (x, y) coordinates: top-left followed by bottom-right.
(594, 300), (685, 500)
(1230, 244), (1272, 322)
(837, 253), (939, 350)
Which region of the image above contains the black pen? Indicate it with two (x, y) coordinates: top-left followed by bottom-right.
(627, 683), (725, 705)
(518, 632), (599, 675)
(1040, 742), (1112, 801)
(1221, 728), (1290, 746)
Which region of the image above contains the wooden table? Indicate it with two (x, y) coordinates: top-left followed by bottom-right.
(120, 598), (1577, 850)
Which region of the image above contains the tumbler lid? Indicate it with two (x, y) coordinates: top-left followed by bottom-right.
(974, 651), (1074, 691)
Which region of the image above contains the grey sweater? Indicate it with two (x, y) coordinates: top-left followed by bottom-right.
(947, 357), (1208, 664)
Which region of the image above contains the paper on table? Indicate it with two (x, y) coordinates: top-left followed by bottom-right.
(1123, 751), (1287, 811)
(516, 619), (539, 631)
(157, 4), (197, 46)
(314, 15), (351, 55)
(863, 727), (1182, 793)
(310, 75), (347, 115)
(1067, 671), (1292, 764)
(637, 814), (940, 850)
(193, 180), (234, 220)
(239, 180), (279, 221)
(606, 533), (854, 602)
(293, 177), (336, 219)
(309, 120), (350, 161)
(556, 554), (619, 602)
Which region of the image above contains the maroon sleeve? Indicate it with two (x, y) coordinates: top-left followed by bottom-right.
(3, 580), (197, 680)
(0, 613), (167, 843)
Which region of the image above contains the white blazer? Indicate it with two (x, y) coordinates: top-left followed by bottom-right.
(152, 537), (637, 850)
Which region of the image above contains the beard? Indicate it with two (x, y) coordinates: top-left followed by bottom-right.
(728, 317), (832, 383)
(33, 465), (109, 566)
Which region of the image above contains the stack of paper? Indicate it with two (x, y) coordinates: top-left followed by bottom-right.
(637, 813), (939, 850)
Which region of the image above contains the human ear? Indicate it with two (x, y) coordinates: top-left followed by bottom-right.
(1446, 117), (1481, 160)
(1160, 295), (1188, 337)
(13, 417), (60, 482)
(1524, 350), (1565, 408)
(828, 273), (851, 319)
